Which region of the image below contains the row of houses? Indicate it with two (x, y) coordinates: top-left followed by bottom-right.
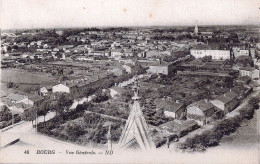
(153, 88), (251, 126)
(40, 72), (113, 96)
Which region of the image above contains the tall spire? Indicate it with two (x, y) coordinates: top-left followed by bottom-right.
(118, 79), (155, 151)
(194, 20), (198, 35)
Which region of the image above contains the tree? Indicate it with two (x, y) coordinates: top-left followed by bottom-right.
(38, 101), (50, 122)
(248, 97), (260, 109)
(22, 108), (36, 127)
(55, 94), (73, 114)
(202, 56), (212, 62)
(0, 106), (12, 122)
(66, 123), (86, 139)
(7, 82), (14, 88)
(93, 91), (110, 103)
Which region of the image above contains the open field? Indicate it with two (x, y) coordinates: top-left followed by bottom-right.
(1, 69), (56, 85)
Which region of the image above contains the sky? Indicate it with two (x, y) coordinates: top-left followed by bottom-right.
(1, 0), (259, 29)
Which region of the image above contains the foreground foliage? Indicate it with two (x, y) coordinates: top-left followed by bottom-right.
(178, 96), (260, 151)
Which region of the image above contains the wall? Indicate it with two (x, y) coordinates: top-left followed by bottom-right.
(164, 111), (176, 119)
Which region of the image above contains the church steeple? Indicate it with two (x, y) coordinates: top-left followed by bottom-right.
(118, 79), (155, 151)
(194, 20), (198, 35)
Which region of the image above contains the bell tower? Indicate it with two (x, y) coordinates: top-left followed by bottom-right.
(194, 20), (198, 35)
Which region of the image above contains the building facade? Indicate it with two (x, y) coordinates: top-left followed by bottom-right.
(186, 99), (215, 126)
(210, 91), (239, 114)
(190, 49), (230, 60)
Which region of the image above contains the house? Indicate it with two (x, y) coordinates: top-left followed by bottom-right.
(110, 67), (124, 76)
(5, 93), (43, 107)
(111, 49), (123, 57)
(122, 64), (132, 74)
(148, 62), (174, 75)
(190, 44), (230, 60)
(234, 76), (251, 86)
(53, 48), (60, 52)
(52, 83), (71, 93)
(232, 48), (249, 58)
(5, 93), (31, 105)
(40, 85), (53, 96)
(211, 91), (239, 114)
(155, 99), (185, 119)
(110, 86), (125, 98)
(5, 102), (32, 114)
(187, 99), (215, 126)
(239, 67), (259, 79)
(159, 120), (199, 137)
(123, 49), (133, 57)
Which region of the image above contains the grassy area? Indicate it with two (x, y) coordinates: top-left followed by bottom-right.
(1, 69), (57, 94)
(1, 69), (56, 85)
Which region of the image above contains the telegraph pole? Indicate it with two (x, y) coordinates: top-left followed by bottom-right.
(107, 124), (112, 151)
(35, 110), (38, 133)
(12, 111), (14, 128)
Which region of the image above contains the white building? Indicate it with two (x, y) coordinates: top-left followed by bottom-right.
(239, 67), (260, 79)
(52, 84), (70, 93)
(190, 44), (230, 60)
(232, 47), (249, 58)
(122, 65), (132, 73)
(109, 86), (125, 98)
(111, 49), (122, 57)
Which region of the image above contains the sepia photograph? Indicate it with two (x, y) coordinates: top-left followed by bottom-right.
(0, 0), (259, 163)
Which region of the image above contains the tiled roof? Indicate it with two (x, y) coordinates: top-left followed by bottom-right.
(28, 94), (44, 102)
(188, 99), (214, 112)
(6, 93), (26, 102)
(191, 44), (212, 50)
(215, 91), (238, 104)
(240, 67), (255, 72)
(156, 99), (184, 113)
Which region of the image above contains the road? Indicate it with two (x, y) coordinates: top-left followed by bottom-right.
(0, 112), (56, 147)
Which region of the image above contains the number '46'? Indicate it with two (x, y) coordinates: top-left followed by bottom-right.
(24, 150), (29, 154)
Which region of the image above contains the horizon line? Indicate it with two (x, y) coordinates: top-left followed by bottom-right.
(2, 24), (260, 31)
